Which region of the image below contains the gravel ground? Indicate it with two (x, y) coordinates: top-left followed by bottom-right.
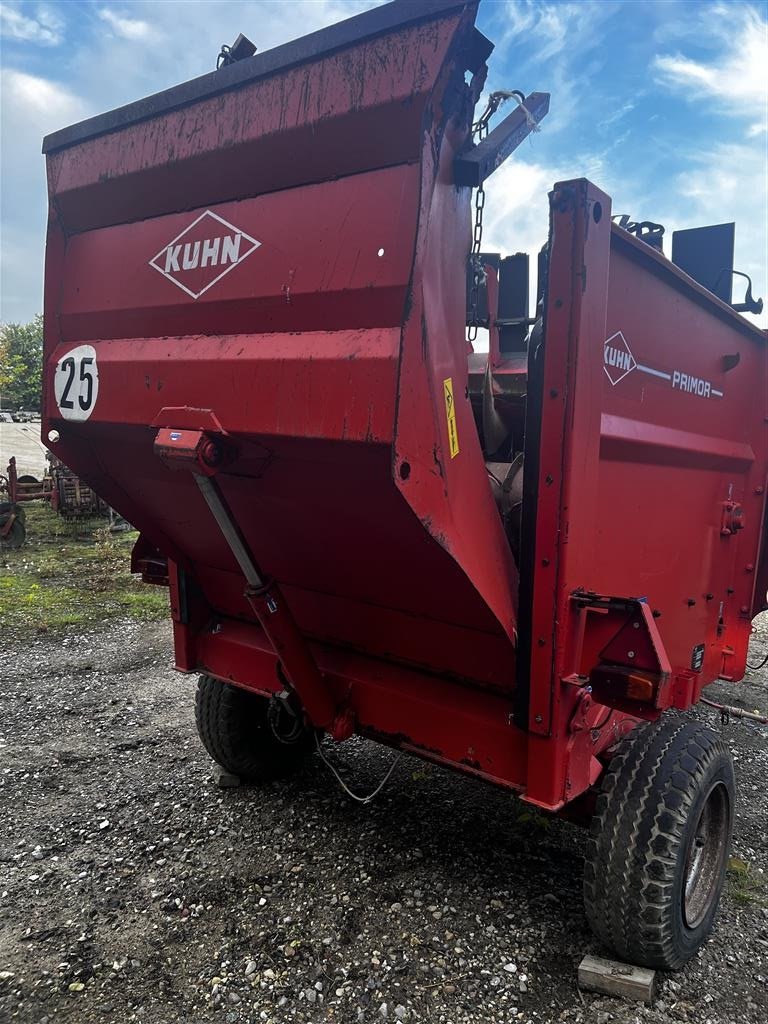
(1, 615), (766, 1024)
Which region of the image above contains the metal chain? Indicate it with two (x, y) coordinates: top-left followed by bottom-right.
(467, 184), (486, 343)
(467, 91), (524, 343)
(472, 89), (525, 140)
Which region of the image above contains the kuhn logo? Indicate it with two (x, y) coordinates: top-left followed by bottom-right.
(602, 328), (725, 401)
(603, 330), (636, 385)
(149, 210), (261, 299)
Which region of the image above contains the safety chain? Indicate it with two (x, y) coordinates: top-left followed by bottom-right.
(467, 185), (486, 343)
(467, 90), (537, 343)
(472, 90), (526, 140)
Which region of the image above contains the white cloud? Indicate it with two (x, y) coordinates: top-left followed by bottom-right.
(474, 155), (596, 344)
(0, 70), (90, 321)
(666, 142), (767, 326)
(597, 100), (636, 133)
(97, 8), (152, 42)
(0, 2), (63, 45)
(501, 1), (612, 62)
(653, 4), (768, 115)
(482, 159), (567, 261)
(1, 66), (82, 118)
(649, 4), (767, 325)
(493, 1), (618, 135)
(481, 142), (618, 274)
(475, 140), (766, 335)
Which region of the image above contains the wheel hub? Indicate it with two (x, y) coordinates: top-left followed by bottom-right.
(683, 781), (730, 929)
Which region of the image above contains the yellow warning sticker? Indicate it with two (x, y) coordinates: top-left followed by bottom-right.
(443, 377), (460, 459)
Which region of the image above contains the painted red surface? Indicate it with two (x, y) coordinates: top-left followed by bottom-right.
(42, 0), (767, 810)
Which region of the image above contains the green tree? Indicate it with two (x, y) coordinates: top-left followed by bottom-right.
(0, 315), (43, 411)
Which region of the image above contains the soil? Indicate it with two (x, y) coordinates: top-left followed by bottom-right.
(0, 587), (766, 1023)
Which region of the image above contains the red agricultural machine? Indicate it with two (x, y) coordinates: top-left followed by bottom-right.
(41, 0), (766, 969)
(0, 455), (109, 547)
(0, 457), (47, 547)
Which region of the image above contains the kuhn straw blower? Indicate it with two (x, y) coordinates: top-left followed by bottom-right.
(42, 0), (767, 968)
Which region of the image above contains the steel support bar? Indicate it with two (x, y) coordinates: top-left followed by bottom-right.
(194, 474), (337, 730)
(454, 92), (550, 187)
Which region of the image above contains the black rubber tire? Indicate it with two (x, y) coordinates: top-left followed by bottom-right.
(194, 675), (314, 782)
(16, 474), (39, 484)
(0, 517), (25, 549)
(584, 718), (734, 970)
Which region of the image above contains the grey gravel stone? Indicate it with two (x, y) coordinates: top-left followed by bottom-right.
(0, 614), (766, 1024)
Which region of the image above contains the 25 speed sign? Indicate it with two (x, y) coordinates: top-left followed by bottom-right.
(54, 345), (99, 422)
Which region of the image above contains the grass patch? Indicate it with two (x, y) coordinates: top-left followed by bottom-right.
(727, 856), (766, 905)
(0, 503), (168, 634)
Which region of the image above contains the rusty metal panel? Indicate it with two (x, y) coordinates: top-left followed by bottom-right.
(43, 0), (476, 154)
(44, 14), (469, 233)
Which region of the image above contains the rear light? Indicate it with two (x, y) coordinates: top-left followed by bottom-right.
(589, 664), (660, 706)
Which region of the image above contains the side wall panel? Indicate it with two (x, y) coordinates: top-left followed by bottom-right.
(599, 235), (768, 683)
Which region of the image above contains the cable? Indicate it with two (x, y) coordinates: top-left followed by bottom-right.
(700, 696), (768, 726)
(315, 732), (403, 804)
(472, 89), (541, 140)
(747, 650), (768, 671)
(590, 706), (614, 731)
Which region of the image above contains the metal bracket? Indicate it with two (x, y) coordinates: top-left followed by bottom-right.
(153, 427), (339, 731)
(574, 593), (673, 717)
(454, 92), (550, 187)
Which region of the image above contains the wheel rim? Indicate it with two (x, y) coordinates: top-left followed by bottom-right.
(683, 781), (730, 929)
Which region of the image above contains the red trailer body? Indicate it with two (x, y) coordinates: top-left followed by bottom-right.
(42, 0), (767, 968)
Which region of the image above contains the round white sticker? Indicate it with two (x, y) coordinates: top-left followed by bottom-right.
(54, 345), (99, 422)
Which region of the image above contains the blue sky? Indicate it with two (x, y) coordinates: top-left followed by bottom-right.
(1, 0), (766, 327)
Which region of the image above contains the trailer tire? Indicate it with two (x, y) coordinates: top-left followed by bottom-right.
(195, 675), (314, 782)
(584, 718), (734, 970)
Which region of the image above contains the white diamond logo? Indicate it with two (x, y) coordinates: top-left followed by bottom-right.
(603, 330), (637, 385)
(149, 210), (261, 299)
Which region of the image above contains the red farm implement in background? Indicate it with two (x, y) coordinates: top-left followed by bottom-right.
(0, 457), (50, 547)
(0, 454), (109, 548)
(41, 0), (767, 969)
